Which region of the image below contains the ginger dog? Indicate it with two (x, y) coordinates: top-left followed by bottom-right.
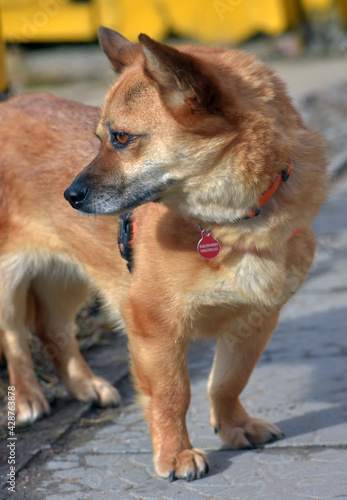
(65, 28), (328, 480)
(2, 27), (328, 481)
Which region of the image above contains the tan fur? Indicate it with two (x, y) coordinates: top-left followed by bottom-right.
(1, 28), (328, 480)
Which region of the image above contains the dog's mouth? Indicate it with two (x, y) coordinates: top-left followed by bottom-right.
(97, 183), (170, 215)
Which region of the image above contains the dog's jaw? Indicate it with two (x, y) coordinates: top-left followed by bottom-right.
(64, 174), (177, 216)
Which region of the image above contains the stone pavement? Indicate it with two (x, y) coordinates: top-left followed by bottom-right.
(1, 49), (347, 499)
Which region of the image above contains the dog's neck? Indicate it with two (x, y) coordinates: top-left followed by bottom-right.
(233, 158), (293, 220)
(168, 157), (297, 254)
(171, 158), (294, 227)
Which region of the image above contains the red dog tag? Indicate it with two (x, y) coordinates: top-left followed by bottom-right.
(197, 230), (220, 259)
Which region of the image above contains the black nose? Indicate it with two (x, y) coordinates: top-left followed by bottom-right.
(64, 184), (88, 210)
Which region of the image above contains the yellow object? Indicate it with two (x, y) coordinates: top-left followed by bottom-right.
(167, 0), (300, 44)
(0, 0), (343, 45)
(338, 0), (347, 26)
(0, 0), (168, 43)
(1, 0), (98, 43)
(0, 10), (9, 96)
(301, 0), (347, 26)
(300, 0), (334, 10)
(98, 0), (168, 42)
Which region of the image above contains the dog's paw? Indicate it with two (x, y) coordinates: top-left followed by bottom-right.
(16, 388), (51, 425)
(215, 417), (284, 449)
(155, 448), (209, 481)
(66, 374), (121, 407)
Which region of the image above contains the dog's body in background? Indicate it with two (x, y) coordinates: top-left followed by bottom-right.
(1, 28), (328, 480)
(0, 94), (128, 424)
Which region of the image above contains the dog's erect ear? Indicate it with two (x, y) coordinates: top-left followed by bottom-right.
(98, 27), (139, 74)
(138, 34), (219, 114)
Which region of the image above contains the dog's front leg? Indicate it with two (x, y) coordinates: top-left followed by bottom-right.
(207, 309), (284, 449)
(125, 298), (209, 481)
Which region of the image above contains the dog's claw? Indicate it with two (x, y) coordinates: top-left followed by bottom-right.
(214, 427), (218, 434)
(270, 431), (284, 441)
(186, 472), (193, 482)
(245, 439), (256, 450)
(270, 432), (278, 441)
(157, 449), (208, 481)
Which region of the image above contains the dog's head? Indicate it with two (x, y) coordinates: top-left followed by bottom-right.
(65, 28), (298, 222)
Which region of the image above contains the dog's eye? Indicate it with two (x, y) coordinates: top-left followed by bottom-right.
(116, 132), (129, 144)
(112, 131), (132, 149)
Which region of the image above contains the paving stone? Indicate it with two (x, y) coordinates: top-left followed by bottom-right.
(46, 460), (82, 470)
(46, 494), (84, 500)
(58, 483), (82, 492)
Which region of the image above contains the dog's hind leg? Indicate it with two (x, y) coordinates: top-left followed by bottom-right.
(0, 279), (51, 425)
(32, 270), (120, 408)
(207, 310), (284, 449)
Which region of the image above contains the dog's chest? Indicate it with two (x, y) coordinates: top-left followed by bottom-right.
(182, 251), (285, 322)
(186, 275), (238, 309)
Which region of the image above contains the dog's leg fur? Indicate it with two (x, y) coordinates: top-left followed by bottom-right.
(207, 227), (316, 449)
(32, 272), (120, 407)
(125, 295), (209, 480)
(0, 253), (120, 424)
(207, 310), (283, 449)
(0, 271), (51, 424)
(1, 324), (51, 424)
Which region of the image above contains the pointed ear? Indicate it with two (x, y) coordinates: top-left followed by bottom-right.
(98, 27), (139, 74)
(138, 34), (220, 114)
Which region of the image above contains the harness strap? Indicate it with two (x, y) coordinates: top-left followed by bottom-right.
(118, 212), (136, 273)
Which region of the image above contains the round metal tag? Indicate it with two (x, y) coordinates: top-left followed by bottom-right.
(197, 230), (220, 259)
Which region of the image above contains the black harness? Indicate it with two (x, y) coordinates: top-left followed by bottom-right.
(118, 212), (134, 273)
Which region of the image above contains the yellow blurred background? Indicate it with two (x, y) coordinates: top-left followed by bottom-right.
(1, 0), (347, 98)
(1, 0), (346, 44)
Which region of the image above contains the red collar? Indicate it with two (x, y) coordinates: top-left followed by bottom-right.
(244, 158), (293, 219)
(242, 157), (301, 240)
